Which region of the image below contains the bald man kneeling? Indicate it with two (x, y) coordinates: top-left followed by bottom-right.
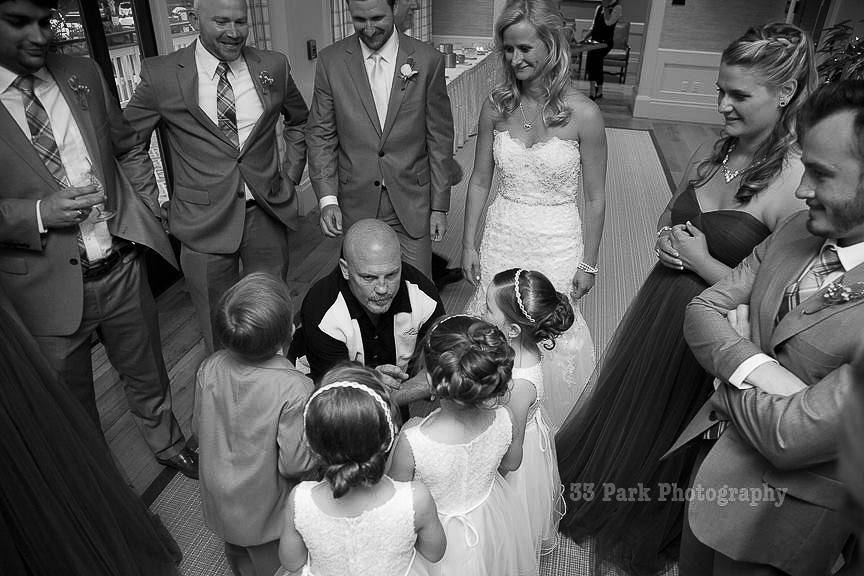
(291, 220), (445, 404)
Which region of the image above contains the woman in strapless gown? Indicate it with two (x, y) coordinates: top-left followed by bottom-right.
(555, 22), (817, 574)
(462, 0), (607, 429)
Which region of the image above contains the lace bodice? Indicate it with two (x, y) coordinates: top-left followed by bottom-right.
(405, 408), (512, 515)
(293, 479), (417, 576)
(513, 363), (544, 422)
(493, 130), (582, 206)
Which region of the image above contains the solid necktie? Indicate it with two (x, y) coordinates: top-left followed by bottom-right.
(216, 62), (239, 147)
(369, 53), (389, 129)
(13, 74), (90, 267)
(776, 245), (844, 323)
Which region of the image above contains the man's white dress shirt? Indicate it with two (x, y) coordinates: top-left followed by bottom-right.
(194, 40), (263, 201)
(0, 65), (112, 261)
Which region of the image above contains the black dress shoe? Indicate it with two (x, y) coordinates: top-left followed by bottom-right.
(157, 447), (199, 480)
(434, 267), (464, 291)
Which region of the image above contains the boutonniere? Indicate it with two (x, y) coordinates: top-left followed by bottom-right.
(399, 58), (418, 91)
(67, 75), (90, 109)
(823, 279), (864, 305)
(259, 71), (275, 94)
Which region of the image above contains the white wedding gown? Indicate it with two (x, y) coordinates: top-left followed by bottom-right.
(466, 129), (595, 430)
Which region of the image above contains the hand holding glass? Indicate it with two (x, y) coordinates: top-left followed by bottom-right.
(71, 164), (115, 222)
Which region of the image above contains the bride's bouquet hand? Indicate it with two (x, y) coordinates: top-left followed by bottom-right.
(462, 246), (481, 286)
(571, 269), (595, 300)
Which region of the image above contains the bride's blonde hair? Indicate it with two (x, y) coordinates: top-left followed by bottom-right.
(490, 0), (572, 127)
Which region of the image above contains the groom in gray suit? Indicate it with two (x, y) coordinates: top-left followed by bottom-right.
(671, 80), (864, 575)
(125, 0), (308, 353)
(307, 0), (454, 278)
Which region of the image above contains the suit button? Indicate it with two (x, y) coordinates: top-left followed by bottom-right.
(374, 180), (381, 187)
(708, 410), (718, 422)
(69, 258), (78, 265)
(378, 151), (385, 157)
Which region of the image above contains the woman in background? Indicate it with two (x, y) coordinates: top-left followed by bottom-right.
(583, 0), (622, 100)
(556, 22), (817, 574)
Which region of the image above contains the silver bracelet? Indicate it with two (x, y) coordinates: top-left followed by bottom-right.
(577, 261), (599, 275)
(656, 226), (673, 237)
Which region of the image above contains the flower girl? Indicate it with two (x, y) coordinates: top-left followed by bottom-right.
(279, 364), (445, 576)
(485, 269), (570, 556)
(389, 315), (537, 575)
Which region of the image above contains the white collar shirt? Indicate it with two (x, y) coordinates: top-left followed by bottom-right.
(0, 64), (113, 261)
(194, 40), (263, 200)
(359, 27), (399, 124)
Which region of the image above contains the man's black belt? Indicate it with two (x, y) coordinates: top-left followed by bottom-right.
(82, 243), (135, 282)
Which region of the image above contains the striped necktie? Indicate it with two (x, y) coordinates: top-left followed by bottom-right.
(216, 62), (239, 147)
(776, 245), (844, 323)
(13, 74), (90, 267)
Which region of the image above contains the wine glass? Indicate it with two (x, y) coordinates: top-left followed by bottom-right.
(72, 160), (115, 222)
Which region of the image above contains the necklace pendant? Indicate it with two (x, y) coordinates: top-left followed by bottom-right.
(523, 122), (532, 130)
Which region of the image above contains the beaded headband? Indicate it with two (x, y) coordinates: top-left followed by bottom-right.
(427, 313), (478, 340)
(514, 269), (535, 323)
(303, 381), (396, 452)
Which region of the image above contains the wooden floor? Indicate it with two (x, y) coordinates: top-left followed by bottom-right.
(96, 77), (720, 495)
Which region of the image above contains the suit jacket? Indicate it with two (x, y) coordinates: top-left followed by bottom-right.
(193, 350), (315, 546)
(124, 43), (308, 253)
(306, 32), (454, 239)
(671, 211), (862, 575)
(0, 54), (176, 337)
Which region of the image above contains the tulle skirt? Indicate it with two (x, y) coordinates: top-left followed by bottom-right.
(415, 474), (538, 576)
(506, 410), (564, 557)
(541, 307), (595, 432)
(555, 264), (714, 574)
(0, 289), (180, 575)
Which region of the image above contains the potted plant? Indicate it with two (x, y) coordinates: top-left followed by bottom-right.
(817, 19), (864, 82)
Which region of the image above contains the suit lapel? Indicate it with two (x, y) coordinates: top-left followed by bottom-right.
(241, 47), (271, 151)
(0, 100), (56, 190)
(757, 232), (822, 348)
(48, 56), (101, 181)
(344, 35), (382, 135)
(381, 35), (414, 144)
(176, 41), (238, 150)
(771, 261), (864, 348)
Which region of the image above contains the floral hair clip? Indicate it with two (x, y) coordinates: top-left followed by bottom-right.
(258, 71), (275, 94)
(399, 58), (418, 91)
(67, 75), (90, 109)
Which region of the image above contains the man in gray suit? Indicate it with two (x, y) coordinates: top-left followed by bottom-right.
(125, 0), (308, 353)
(0, 0), (195, 477)
(307, 0), (454, 278)
(671, 80), (864, 575)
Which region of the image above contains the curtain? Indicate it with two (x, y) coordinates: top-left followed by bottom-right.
(248, 0), (271, 49)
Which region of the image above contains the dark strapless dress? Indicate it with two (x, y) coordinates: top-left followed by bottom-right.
(555, 185), (771, 574)
(0, 287), (180, 575)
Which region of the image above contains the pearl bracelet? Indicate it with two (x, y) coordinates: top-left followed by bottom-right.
(656, 226), (673, 237)
(577, 261), (599, 275)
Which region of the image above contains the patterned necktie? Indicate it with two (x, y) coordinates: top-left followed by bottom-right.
(776, 245), (844, 323)
(369, 54), (388, 129)
(216, 62), (239, 147)
(13, 74), (89, 266)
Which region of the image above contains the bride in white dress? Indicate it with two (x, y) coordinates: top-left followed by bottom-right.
(462, 0), (608, 429)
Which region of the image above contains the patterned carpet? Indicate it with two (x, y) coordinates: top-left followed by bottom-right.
(150, 127), (677, 575)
